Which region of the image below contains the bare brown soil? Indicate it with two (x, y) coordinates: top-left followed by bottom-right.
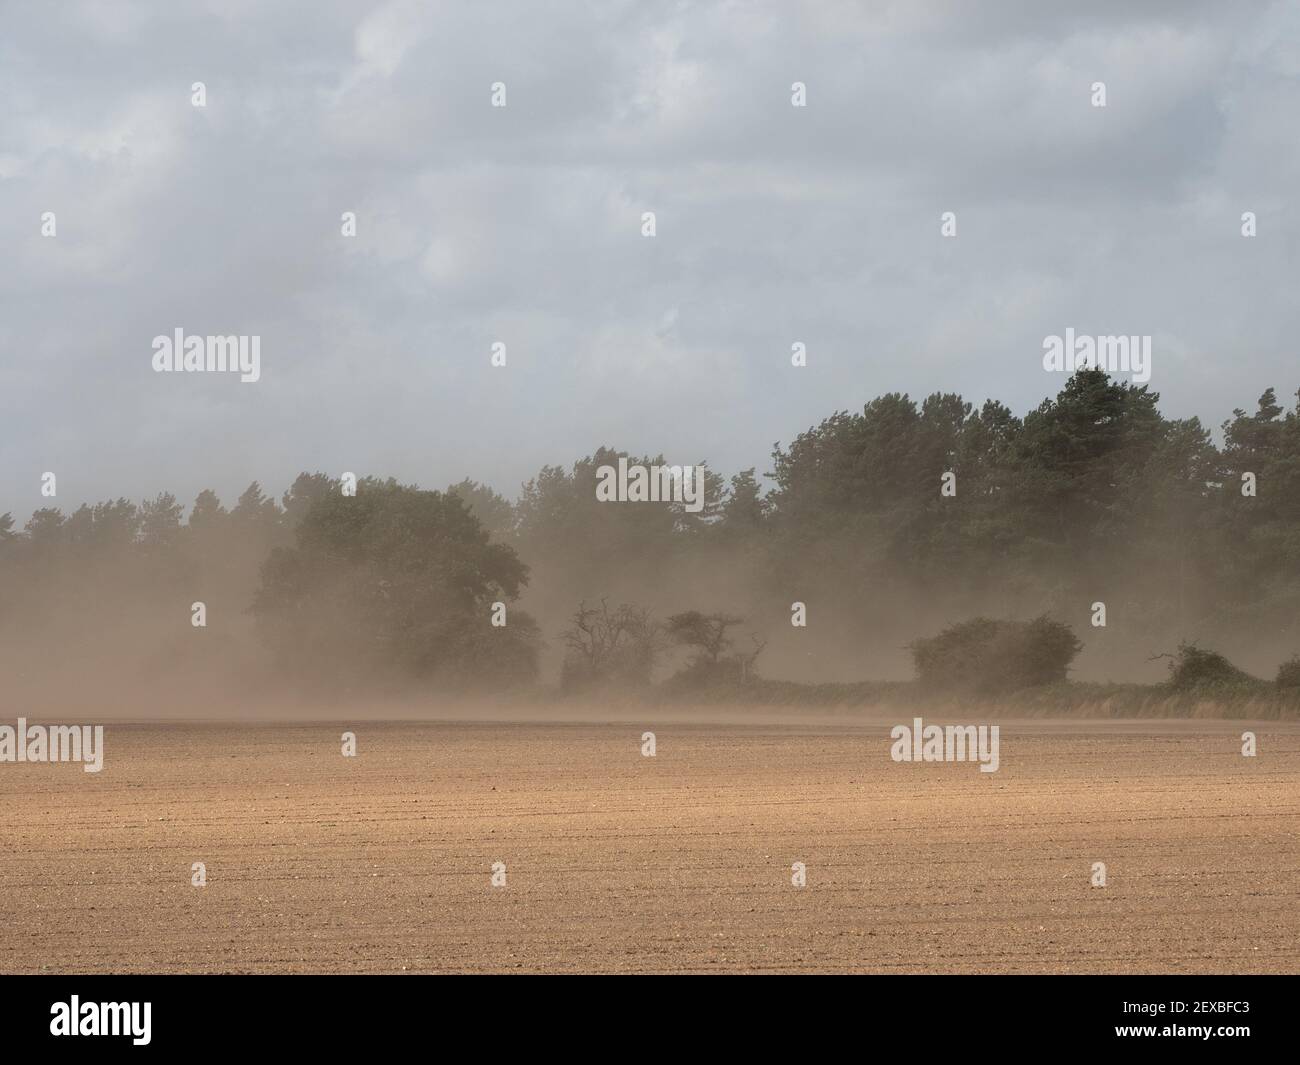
(1, 720), (1296, 973)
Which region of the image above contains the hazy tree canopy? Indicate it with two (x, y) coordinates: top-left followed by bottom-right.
(138, 492), (184, 550)
(280, 472), (341, 528)
(447, 478), (518, 541)
(231, 480), (281, 534)
(253, 481), (537, 689)
(666, 611), (744, 665)
(188, 488), (228, 531)
(1163, 643), (1262, 692)
(910, 617), (1083, 695)
(5, 372), (1300, 693)
(719, 468), (768, 530)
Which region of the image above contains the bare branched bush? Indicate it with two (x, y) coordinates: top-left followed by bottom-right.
(560, 600), (665, 692)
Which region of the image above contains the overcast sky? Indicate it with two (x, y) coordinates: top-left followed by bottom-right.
(2, 0), (1297, 520)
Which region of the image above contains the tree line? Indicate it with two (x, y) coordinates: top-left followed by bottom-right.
(2, 369), (1298, 694)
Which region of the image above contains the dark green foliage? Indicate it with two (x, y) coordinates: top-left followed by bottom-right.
(910, 616), (1082, 694)
(253, 479), (538, 690)
(280, 472), (341, 529)
(1277, 656), (1300, 689)
(1164, 643), (1261, 691)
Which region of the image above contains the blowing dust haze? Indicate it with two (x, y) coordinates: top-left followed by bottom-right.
(1, 0), (1296, 1028)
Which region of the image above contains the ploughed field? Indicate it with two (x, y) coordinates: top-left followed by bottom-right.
(1, 720), (1296, 973)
